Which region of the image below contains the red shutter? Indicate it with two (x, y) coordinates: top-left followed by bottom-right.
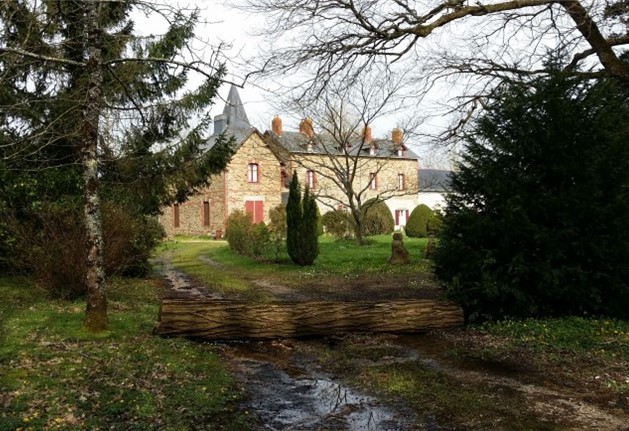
(395, 210), (399, 226)
(405, 209), (409, 222)
(255, 201), (264, 224)
(245, 200), (254, 221)
(203, 201), (210, 227)
(245, 200), (264, 224)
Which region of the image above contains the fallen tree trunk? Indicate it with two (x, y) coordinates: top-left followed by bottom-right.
(154, 299), (464, 340)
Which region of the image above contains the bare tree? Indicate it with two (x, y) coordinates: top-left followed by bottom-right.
(240, 0), (629, 84)
(0, 0), (231, 331)
(265, 75), (420, 245)
(237, 0), (629, 142)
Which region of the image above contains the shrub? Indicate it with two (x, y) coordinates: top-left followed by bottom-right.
(7, 200), (164, 299)
(268, 204), (287, 260)
(435, 73), (629, 322)
(321, 210), (353, 238)
(225, 210), (272, 259)
(406, 204), (434, 238)
(361, 199), (394, 236)
(225, 210), (253, 255)
(249, 222), (271, 258)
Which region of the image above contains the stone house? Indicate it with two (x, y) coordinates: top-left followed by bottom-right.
(158, 86), (420, 237)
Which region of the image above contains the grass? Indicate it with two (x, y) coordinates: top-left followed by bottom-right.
(158, 235), (433, 299)
(0, 275), (249, 431)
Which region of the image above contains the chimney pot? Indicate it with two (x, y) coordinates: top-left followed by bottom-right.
(272, 115), (283, 136)
(362, 125), (372, 144)
(391, 127), (403, 145)
(299, 118), (314, 138)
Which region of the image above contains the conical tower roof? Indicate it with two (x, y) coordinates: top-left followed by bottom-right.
(221, 84), (251, 130)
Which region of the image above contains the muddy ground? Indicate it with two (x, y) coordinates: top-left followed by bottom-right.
(157, 263), (628, 431)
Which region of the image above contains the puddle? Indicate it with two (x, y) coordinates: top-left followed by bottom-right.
(223, 343), (414, 431)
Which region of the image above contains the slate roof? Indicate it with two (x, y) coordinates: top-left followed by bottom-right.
(219, 85), (251, 131)
(265, 130), (419, 160)
(418, 169), (452, 192)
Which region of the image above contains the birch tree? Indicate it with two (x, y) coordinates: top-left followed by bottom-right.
(0, 0), (232, 331)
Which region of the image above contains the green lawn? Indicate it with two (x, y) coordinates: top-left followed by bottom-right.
(0, 276), (248, 431)
(159, 235), (433, 298)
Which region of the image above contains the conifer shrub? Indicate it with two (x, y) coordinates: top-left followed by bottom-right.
(300, 187), (320, 265)
(286, 173), (319, 265)
(406, 204), (434, 238)
(361, 199), (395, 236)
(435, 73), (629, 321)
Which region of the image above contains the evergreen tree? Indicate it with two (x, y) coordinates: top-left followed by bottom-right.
(300, 186), (320, 265)
(0, 1), (233, 330)
(435, 72), (629, 322)
(286, 172), (319, 265)
(286, 172), (303, 264)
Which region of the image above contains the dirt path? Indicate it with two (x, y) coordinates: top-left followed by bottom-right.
(155, 254), (628, 431)
(221, 342), (416, 431)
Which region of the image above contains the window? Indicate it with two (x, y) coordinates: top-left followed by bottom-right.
(306, 170), (316, 189)
(397, 147), (405, 157)
(247, 163), (259, 183)
(281, 170), (288, 189)
(398, 173), (405, 190)
(173, 203), (180, 228)
(395, 209), (409, 226)
(245, 200), (264, 224)
(203, 201), (210, 227)
(369, 172), (377, 190)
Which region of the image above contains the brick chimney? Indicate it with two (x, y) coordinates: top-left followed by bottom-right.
(391, 127), (403, 145)
(299, 118), (314, 138)
(362, 125), (372, 144)
(272, 115), (283, 136)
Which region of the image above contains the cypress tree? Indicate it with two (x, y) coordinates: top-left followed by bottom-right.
(286, 172), (319, 265)
(286, 172), (303, 264)
(300, 186), (320, 265)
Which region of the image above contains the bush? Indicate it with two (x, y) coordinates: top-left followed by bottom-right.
(435, 73), (629, 322)
(321, 210), (353, 238)
(361, 199), (394, 236)
(249, 222), (271, 258)
(225, 210), (272, 259)
(7, 200), (165, 299)
(225, 210), (253, 256)
(406, 204), (434, 238)
(268, 204), (287, 260)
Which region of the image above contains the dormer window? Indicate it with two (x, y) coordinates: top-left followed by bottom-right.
(397, 147), (405, 157)
(306, 170), (316, 189)
(369, 145), (376, 156)
(307, 142), (313, 152)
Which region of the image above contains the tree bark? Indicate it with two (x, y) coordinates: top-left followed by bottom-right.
(154, 299), (464, 340)
(82, 1), (107, 331)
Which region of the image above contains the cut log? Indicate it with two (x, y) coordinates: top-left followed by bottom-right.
(154, 299), (464, 340)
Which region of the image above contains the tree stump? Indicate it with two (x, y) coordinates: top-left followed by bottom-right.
(388, 232), (410, 264)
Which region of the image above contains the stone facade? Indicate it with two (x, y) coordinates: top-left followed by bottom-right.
(158, 85), (422, 236)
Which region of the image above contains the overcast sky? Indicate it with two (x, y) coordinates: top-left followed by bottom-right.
(170, 0), (455, 168)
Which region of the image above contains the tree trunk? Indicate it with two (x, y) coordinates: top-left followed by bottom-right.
(82, 1), (107, 331)
(154, 299), (464, 340)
